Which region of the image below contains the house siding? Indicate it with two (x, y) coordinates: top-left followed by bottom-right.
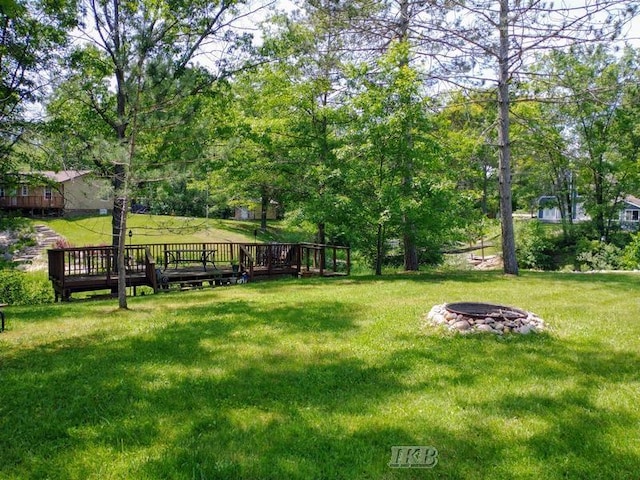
(0, 171), (112, 215)
(62, 174), (112, 212)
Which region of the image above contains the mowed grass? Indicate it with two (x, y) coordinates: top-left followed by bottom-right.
(1, 271), (639, 479)
(38, 214), (266, 246)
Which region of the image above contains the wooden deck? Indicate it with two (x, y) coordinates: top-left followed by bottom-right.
(48, 242), (350, 301)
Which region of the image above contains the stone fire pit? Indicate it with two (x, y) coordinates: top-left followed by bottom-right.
(426, 302), (545, 335)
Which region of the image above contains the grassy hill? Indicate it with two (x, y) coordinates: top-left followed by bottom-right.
(1, 270), (639, 478)
(38, 214), (313, 246)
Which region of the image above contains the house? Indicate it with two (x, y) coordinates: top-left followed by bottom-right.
(537, 194), (640, 230)
(0, 170), (113, 216)
(234, 200), (279, 221)
(619, 195), (640, 230)
(537, 195), (589, 223)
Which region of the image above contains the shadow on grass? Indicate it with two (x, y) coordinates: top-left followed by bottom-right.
(336, 269), (640, 289)
(1, 296), (639, 479)
(242, 269), (640, 301)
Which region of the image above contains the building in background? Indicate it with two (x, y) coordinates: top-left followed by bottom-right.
(0, 171), (112, 216)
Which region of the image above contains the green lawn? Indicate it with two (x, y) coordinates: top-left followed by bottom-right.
(1, 271), (639, 479)
(37, 214), (300, 246)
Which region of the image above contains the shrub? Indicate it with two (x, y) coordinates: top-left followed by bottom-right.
(0, 271), (54, 305)
(620, 233), (640, 270)
(0, 215), (30, 232)
(516, 221), (555, 270)
(576, 240), (622, 271)
(53, 238), (73, 249)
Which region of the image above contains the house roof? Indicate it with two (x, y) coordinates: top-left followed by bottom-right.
(623, 195), (640, 209)
(40, 170), (91, 183)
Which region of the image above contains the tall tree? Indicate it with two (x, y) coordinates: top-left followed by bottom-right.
(338, 0), (434, 270)
(53, 0), (258, 308)
(207, 67), (294, 231)
(339, 42), (461, 274)
(364, 0), (638, 274)
(538, 45), (640, 240)
(0, 0), (77, 176)
(438, 90), (499, 218)
(278, 0), (359, 247)
(510, 99), (576, 238)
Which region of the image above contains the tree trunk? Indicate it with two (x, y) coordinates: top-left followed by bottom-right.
(116, 195), (128, 309)
(399, 0), (419, 272)
(317, 221), (326, 271)
(375, 223), (383, 276)
(403, 226), (419, 271)
(497, 0), (518, 275)
(260, 191), (268, 232)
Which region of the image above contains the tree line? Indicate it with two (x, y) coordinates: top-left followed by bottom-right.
(1, 0), (638, 307)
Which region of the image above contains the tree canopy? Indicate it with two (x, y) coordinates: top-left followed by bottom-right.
(3, 0), (640, 291)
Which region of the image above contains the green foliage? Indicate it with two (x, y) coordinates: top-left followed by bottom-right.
(143, 179), (211, 218)
(336, 41), (463, 272)
(620, 233), (640, 269)
(0, 271), (54, 305)
(576, 240), (622, 271)
(0, 0), (78, 173)
(539, 45), (640, 240)
(0, 214), (30, 232)
(438, 91), (499, 217)
(516, 221), (555, 270)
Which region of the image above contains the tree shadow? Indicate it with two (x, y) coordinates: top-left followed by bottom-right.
(1, 294), (639, 478)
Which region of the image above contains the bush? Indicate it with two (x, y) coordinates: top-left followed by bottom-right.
(576, 240), (622, 271)
(620, 233), (640, 270)
(0, 271), (54, 305)
(516, 221), (555, 270)
(0, 215), (30, 232)
(0, 216), (36, 255)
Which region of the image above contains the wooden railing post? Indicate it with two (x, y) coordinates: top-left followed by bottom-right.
(346, 247), (351, 275)
(144, 247), (158, 293)
(240, 245), (255, 281)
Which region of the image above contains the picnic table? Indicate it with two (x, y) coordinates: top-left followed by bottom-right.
(163, 248), (217, 271)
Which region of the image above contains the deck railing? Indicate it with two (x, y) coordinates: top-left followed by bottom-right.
(300, 243), (351, 275)
(49, 242), (351, 278)
(48, 242), (350, 294)
(0, 195), (64, 209)
(140, 242), (239, 269)
(48, 245), (151, 278)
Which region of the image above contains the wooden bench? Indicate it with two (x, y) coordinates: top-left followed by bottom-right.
(0, 303), (6, 332)
(163, 249), (217, 271)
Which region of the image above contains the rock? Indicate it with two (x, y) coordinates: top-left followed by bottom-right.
(476, 324), (494, 333)
(452, 319), (471, 331)
(444, 311), (458, 321)
(517, 325), (532, 335)
(425, 304), (546, 336)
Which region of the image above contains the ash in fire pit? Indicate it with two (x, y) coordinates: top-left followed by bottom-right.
(426, 302), (545, 335)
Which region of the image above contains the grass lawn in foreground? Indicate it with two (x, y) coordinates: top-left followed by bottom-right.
(1, 271), (639, 479)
